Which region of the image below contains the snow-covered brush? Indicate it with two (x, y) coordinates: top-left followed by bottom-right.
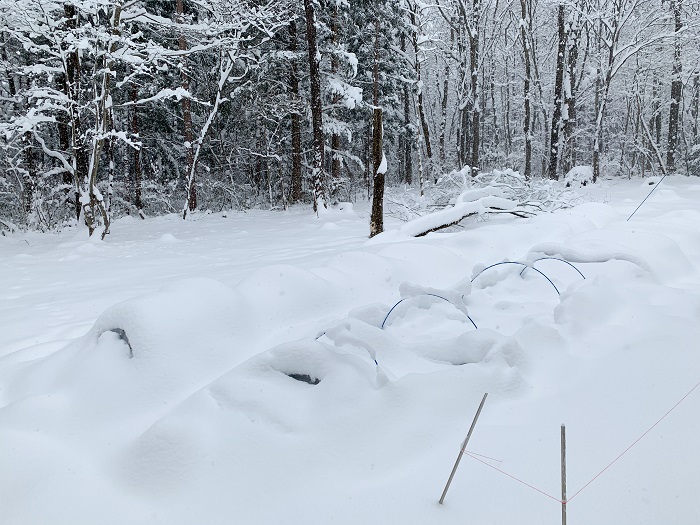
(0, 218), (18, 236)
(386, 168), (580, 238)
(315, 322), (389, 387)
(381, 282), (478, 331)
(526, 243), (652, 274)
(471, 261), (561, 296)
(519, 257), (587, 281)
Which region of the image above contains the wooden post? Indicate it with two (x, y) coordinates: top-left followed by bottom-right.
(561, 424), (567, 525)
(439, 393), (488, 505)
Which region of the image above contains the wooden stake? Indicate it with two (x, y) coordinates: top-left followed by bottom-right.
(561, 424), (567, 525)
(439, 393), (488, 505)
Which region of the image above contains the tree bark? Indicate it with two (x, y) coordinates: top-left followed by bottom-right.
(469, 0), (480, 176)
(64, 3), (85, 221)
(330, 4), (341, 181)
(563, 9), (581, 172)
(303, 0), (326, 211)
(401, 33), (413, 185)
(370, 108), (384, 237)
(439, 24), (453, 170)
(84, 2), (122, 238)
(288, 21), (303, 203)
(131, 84), (143, 213)
(519, 0), (532, 180)
(409, 3), (432, 184)
(548, 4), (567, 181)
(666, 0), (682, 172)
(22, 132), (35, 215)
(370, 19), (384, 238)
(177, 0), (196, 213)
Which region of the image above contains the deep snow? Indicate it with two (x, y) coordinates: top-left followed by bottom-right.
(1, 177), (700, 524)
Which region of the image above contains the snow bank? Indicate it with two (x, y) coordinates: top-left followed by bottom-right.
(3, 178), (700, 524)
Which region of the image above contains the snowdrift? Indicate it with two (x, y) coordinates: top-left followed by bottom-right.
(2, 178), (700, 524)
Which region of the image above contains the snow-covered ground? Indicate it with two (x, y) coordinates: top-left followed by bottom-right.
(1, 177), (699, 524)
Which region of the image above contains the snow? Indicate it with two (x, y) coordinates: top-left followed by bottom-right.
(563, 165), (594, 187)
(2, 177), (700, 524)
(377, 152), (387, 175)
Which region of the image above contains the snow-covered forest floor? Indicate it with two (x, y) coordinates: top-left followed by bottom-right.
(1, 177), (700, 524)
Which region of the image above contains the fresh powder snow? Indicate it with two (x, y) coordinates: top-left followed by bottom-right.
(1, 177), (700, 524)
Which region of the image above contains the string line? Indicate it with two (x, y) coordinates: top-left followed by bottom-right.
(567, 380), (700, 502)
(463, 380), (700, 505)
(465, 451), (564, 504)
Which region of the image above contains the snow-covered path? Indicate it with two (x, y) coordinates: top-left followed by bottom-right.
(0, 205), (373, 358)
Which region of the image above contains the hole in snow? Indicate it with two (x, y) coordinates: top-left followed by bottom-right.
(109, 328), (133, 358)
(286, 373), (321, 385)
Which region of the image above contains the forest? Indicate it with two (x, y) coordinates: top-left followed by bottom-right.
(0, 0), (698, 238)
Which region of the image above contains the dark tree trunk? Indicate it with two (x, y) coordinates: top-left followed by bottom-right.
(548, 4), (567, 181)
(403, 86), (413, 185)
(178, 0), (196, 213)
(22, 132), (36, 214)
(519, 0), (532, 180)
(65, 3), (84, 221)
(666, 0), (682, 172)
(303, 0), (326, 211)
(439, 25), (453, 170)
(469, 0), (480, 176)
(563, 11), (580, 172)
(131, 85), (143, 212)
(370, 19), (384, 238)
(409, 4), (432, 182)
(401, 31), (413, 185)
(370, 108), (384, 238)
(288, 21), (303, 203)
(330, 5), (341, 182)
(57, 73), (72, 188)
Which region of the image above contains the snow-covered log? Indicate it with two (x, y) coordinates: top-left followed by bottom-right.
(397, 186), (536, 237)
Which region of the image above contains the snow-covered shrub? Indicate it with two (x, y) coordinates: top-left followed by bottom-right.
(386, 167), (581, 236)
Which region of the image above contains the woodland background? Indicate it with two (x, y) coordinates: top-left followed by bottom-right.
(1, 0), (698, 238)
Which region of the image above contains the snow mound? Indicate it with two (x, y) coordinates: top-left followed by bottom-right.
(563, 165), (594, 187)
(158, 233), (179, 243)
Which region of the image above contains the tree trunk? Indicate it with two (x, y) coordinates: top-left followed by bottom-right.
(303, 0), (326, 211)
(691, 73), (699, 143)
(401, 32), (413, 185)
(519, 0), (532, 180)
(330, 4), (341, 182)
(370, 19), (384, 238)
(563, 10), (580, 173)
(548, 4), (567, 181)
(22, 132), (36, 215)
(409, 3), (432, 184)
(131, 84), (143, 213)
(84, 2), (122, 238)
(370, 108), (384, 238)
(469, 0), (480, 176)
(64, 3), (84, 221)
(177, 0), (196, 214)
(439, 25), (453, 170)
(666, 0), (682, 172)
(288, 21), (303, 203)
